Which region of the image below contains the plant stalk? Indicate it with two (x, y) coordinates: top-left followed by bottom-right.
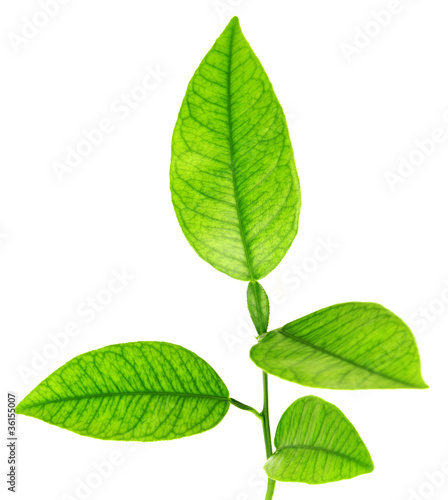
(261, 371), (276, 500)
(248, 280), (276, 499)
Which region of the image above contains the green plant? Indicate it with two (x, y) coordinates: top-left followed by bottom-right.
(17, 17), (427, 499)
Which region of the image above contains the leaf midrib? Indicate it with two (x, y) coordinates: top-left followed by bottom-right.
(226, 21), (255, 280)
(17, 390), (230, 411)
(275, 328), (417, 388)
(273, 444), (372, 469)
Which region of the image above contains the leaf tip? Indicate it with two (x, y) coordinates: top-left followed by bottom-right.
(363, 449), (375, 474)
(407, 373), (429, 390)
(223, 16), (242, 37)
(418, 380), (430, 390)
(15, 399), (26, 415)
(228, 16), (240, 27)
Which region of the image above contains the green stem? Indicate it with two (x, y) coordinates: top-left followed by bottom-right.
(261, 371), (276, 500)
(261, 372), (273, 457)
(246, 280), (276, 499)
(265, 477), (276, 500)
(230, 377), (276, 499)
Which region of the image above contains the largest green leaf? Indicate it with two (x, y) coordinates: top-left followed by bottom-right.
(250, 302), (428, 389)
(170, 17), (300, 281)
(265, 396), (374, 484)
(16, 342), (230, 441)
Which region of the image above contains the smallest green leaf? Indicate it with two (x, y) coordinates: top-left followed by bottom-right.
(247, 281), (270, 335)
(265, 396), (374, 484)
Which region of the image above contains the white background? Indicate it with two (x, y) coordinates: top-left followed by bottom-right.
(2, 1), (448, 499)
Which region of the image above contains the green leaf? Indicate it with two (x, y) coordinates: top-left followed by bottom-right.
(170, 17), (300, 281)
(250, 302), (428, 390)
(16, 342), (230, 441)
(265, 396), (374, 484)
(247, 281), (270, 334)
